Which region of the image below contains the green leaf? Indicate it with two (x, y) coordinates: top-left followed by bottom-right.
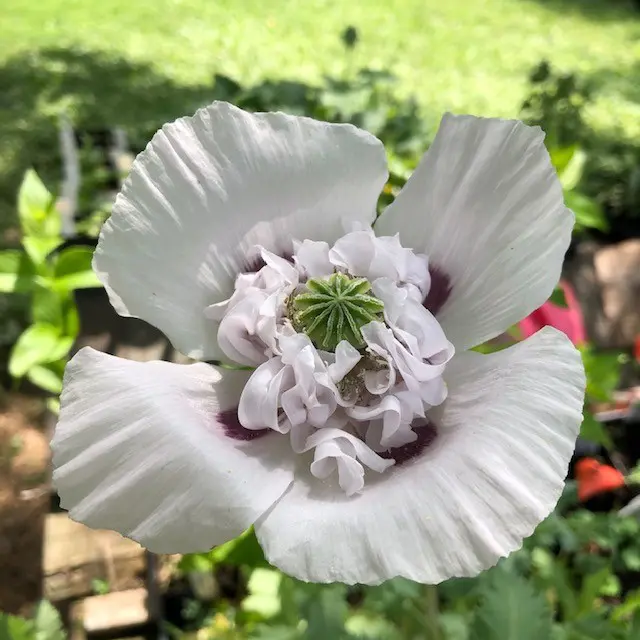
(249, 625), (301, 640)
(9, 324), (71, 378)
(470, 569), (553, 640)
(33, 600), (65, 640)
(46, 397), (60, 415)
(549, 286), (568, 308)
(32, 285), (64, 328)
(301, 584), (349, 640)
(439, 612), (469, 640)
(177, 552), (214, 574)
(559, 148), (587, 191)
(0, 250), (35, 294)
(23, 237), (63, 266)
(549, 144), (578, 175)
(564, 614), (620, 640)
(581, 346), (621, 402)
(242, 569), (283, 618)
(27, 364), (63, 395)
(578, 567), (612, 615)
(564, 191), (609, 232)
(0, 613), (35, 640)
(18, 169), (60, 238)
(580, 412), (613, 449)
(612, 588), (640, 623)
(53, 247), (101, 290)
(211, 527), (269, 567)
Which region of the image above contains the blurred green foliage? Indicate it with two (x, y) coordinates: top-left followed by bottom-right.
(0, 170), (102, 403)
(163, 504), (640, 639)
(521, 60), (640, 236)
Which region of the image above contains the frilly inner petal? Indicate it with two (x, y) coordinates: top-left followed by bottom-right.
(214, 228), (454, 495)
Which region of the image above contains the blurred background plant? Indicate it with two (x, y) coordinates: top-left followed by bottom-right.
(1, 2), (639, 639)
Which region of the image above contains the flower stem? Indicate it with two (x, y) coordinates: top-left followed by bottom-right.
(424, 584), (442, 640)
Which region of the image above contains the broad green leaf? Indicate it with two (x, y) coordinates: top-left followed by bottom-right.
(564, 191), (608, 232)
(581, 346), (621, 402)
(18, 169), (59, 238)
(27, 364), (63, 395)
(33, 285), (64, 328)
(549, 286), (568, 308)
(0, 250), (35, 293)
(580, 412), (613, 449)
(470, 569), (553, 640)
(33, 600), (66, 640)
(9, 324), (71, 378)
(53, 247), (101, 290)
(23, 237), (63, 267)
(211, 527), (269, 567)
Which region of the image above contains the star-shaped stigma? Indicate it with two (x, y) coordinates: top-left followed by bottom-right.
(291, 273), (384, 351)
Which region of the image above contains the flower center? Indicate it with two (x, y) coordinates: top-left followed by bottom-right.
(290, 273), (384, 351)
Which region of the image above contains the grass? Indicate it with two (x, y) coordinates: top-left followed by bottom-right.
(1, 0), (640, 230)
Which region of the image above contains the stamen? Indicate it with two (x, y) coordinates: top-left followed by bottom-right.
(291, 273), (384, 351)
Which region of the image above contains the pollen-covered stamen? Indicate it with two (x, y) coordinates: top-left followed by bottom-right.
(291, 273), (384, 351)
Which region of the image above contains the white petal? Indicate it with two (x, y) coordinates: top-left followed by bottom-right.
(238, 358), (292, 432)
(52, 348), (294, 554)
(329, 228), (430, 294)
(305, 428), (394, 496)
(293, 240), (334, 278)
(255, 327), (584, 585)
(327, 341), (361, 384)
(376, 114), (574, 350)
(95, 102), (388, 359)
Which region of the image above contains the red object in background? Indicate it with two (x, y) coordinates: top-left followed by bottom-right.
(519, 280), (586, 345)
(575, 458), (625, 502)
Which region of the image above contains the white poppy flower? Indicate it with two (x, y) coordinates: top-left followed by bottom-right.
(51, 103), (586, 585)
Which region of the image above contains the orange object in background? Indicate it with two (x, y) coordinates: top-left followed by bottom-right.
(519, 280), (586, 346)
(575, 458), (626, 502)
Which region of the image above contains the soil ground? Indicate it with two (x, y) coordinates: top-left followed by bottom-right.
(0, 393), (50, 615)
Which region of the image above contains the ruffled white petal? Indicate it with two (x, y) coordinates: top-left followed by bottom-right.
(376, 114), (574, 350)
(347, 386), (423, 451)
(293, 240), (334, 279)
(255, 327), (584, 585)
(329, 228), (430, 298)
(95, 102), (388, 359)
(306, 429), (394, 496)
(238, 333), (348, 438)
(51, 348), (294, 554)
(210, 248), (298, 366)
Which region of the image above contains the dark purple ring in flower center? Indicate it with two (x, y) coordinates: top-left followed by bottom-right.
(379, 419), (438, 465)
(220, 407), (438, 466)
(423, 264), (451, 316)
(219, 409), (271, 441)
